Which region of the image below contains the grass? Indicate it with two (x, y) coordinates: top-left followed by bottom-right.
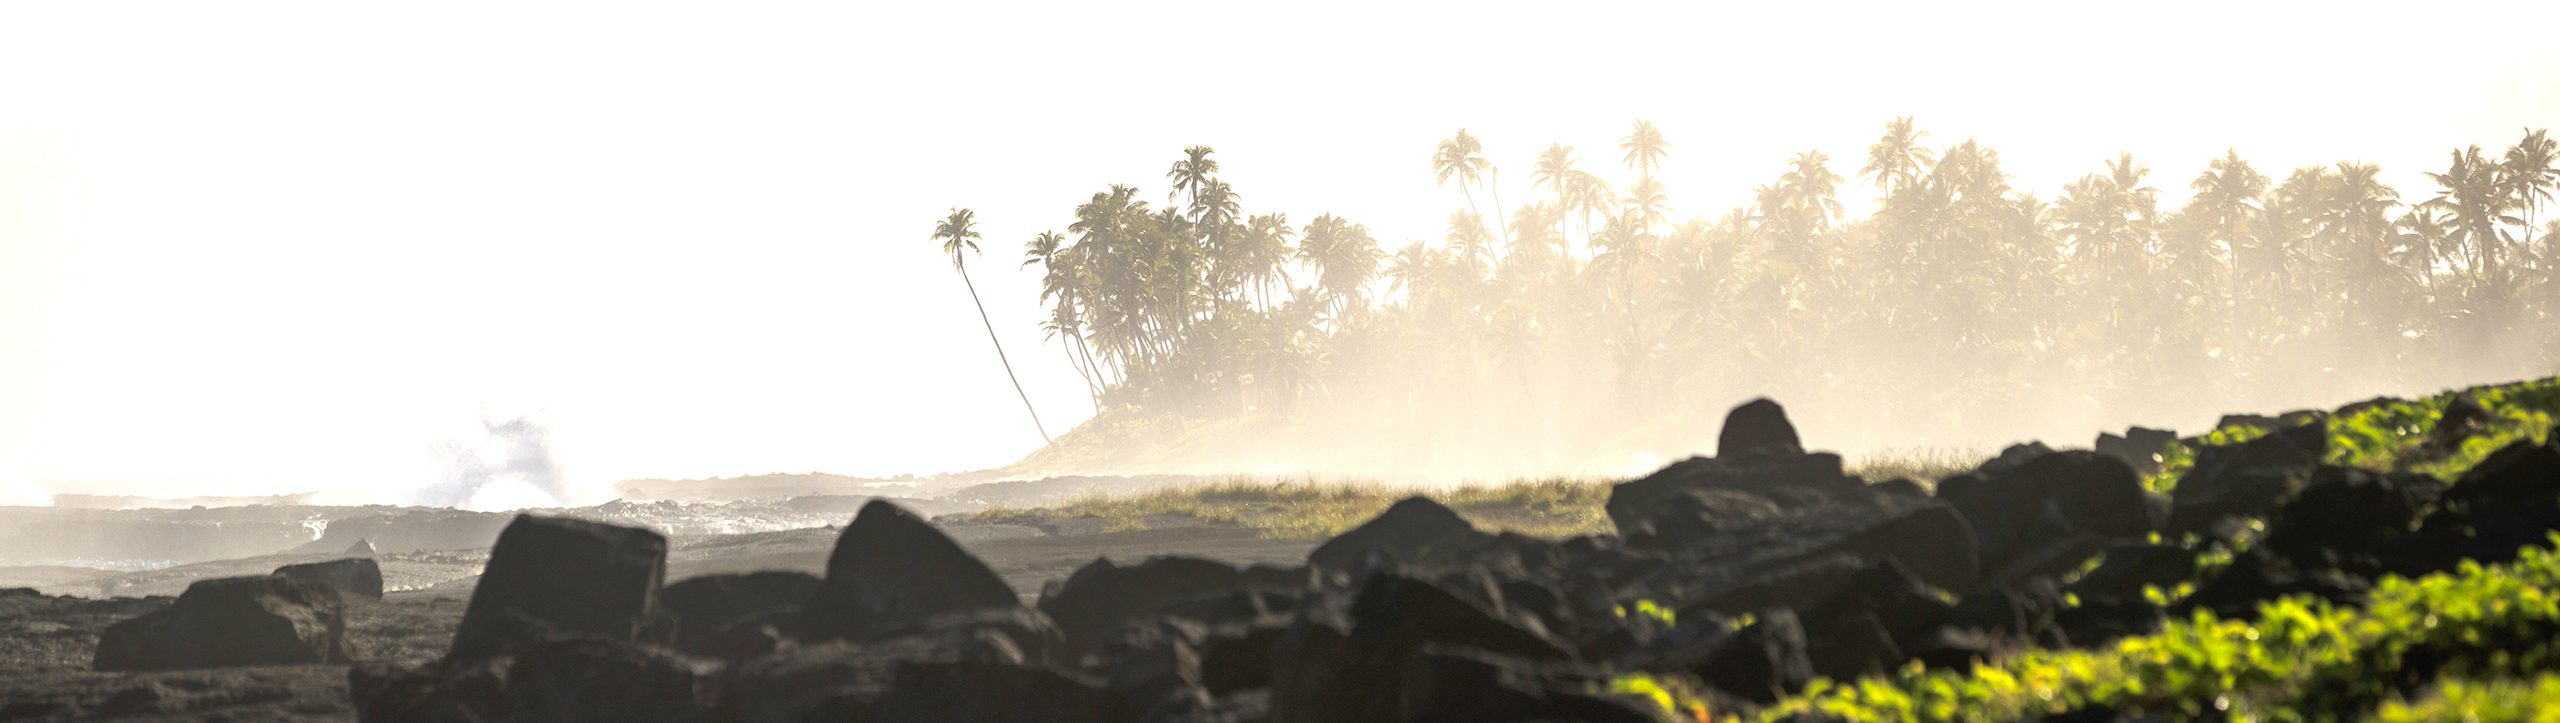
(966, 476), (1617, 540)
(965, 448), (1985, 541)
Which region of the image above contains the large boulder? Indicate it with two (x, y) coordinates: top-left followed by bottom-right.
(718, 607), (1061, 722)
(799, 500), (1019, 640)
(867, 660), (1120, 723)
(661, 571), (820, 659)
(1039, 556), (1247, 658)
(94, 574), (351, 671)
(1390, 649), (1658, 723)
(1693, 610), (1813, 705)
(2166, 421), (2326, 533)
(505, 638), (707, 722)
(1938, 450), (2160, 583)
(1607, 454), (1864, 538)
(2094, 426), (2178, 476)
(2260, 468), (2440, 572)
(1718, 398), (1804, 459)
(1306, 497), (1481, 573)
(275, 557), (385, 600)
(450, 515), (668, 659)
(1637, 486), (1979, 593)
(2388, 436), (2560, 574)
(2064, 543), (2196, 604)
(1267, 573), (1572, 722)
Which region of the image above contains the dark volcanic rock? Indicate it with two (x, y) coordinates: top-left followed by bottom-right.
(2426, 394), (2492, 454)
(275, 557), (385, 600)
(718, 607), (1061, 722)
(868, 660), (1119, 723)
(2183, 549), (2369, 618)
(1040, 556), (1247, 658)
(1608, 453), (1864, 536)
(2065, 543), (2196, 603)
(1266, 572), (1575, 722)
(661, 570), (819, 658)
(1347, 573), (1569, 662)
(2261, 468), (2439, 572)
(1638, 485), (1980, 593)
(2388, 436), (2560, 574)
(2095, 426), (2178, 476)
(94, 574), (351, 671)
(1805, 613), (1902, 681)
(1694, 610), (1813, 704)
(2167, 421), (2326, 533)
(1391, 649), (1657, 723)
(800, 500), (1020, 641)
(1306, 496), (1481, 573)
(1718, 398), (1805, 458)
(1939, 450), (2161, 584)
(450, 515), (668, 659)
(506, 638), (707, 722)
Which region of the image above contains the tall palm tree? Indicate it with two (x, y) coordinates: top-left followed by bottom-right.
(2425, 145), (2516, 289)
(1620, 120), (1671, 180)
(936, 208), (1052, 444)
(2504, 128), (2558, 257)
(1434, 130), (1505, 239)
(1624, 177), (1672, 234)
(1533, 144), (1581, 251)
(1445, 210), (1496, 281)
(1167, 145), (1219, 206)
(1862, 116), (1934, 195)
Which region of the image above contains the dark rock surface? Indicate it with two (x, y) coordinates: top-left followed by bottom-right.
(276, 557), (386, 600)
(450, 515), (668, 659)
(799, 499), (1021, 640)
(94, 574), (351, 671)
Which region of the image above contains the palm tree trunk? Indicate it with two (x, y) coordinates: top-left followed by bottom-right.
(1488, 168), (1511, 244)
(959, 264), (1053, 445)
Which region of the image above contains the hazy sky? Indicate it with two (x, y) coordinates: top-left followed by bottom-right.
(3, 1), (2555, 504)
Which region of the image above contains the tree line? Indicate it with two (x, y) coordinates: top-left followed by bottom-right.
(944, 120), (2560, 466)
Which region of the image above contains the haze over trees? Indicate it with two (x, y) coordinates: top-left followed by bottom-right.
(984, 120), (2560, 475)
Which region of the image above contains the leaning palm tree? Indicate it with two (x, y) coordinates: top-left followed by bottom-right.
(1434, 130), (1494, 230)
(935, 208), (1052, 445)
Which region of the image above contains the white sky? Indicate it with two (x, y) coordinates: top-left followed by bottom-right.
(3, 1), (2556, 503)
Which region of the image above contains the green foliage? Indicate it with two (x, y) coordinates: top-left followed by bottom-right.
(2144, 376), (2560, 496)
(1763, 537), (2560, 722)
(2374, 674), (2560, 722)
(1616, 598), (1678, 628)
(1599, 671), (1715, 722)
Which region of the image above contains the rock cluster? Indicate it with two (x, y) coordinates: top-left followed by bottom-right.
(81, 393), (2560, 721)
(91, 555), (381, 672)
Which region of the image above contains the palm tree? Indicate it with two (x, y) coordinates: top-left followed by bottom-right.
(1445, 210), (1496, 281)
(1385, 241), (1433, 301)
(1167, 145), (1218, 206)
(1533, 144), (1581, 251)
(1434, 130), (1505, 239)
(1296, 214), (1383, 319)
(1862, 116), (1934, 195)
(1625, 177), (1672, 234)
(935, 208), (1052, 445)
(1620, 120), (1671, 179)
(2504, 128), (2557, 257)
(2425, 145), (2516, 289)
